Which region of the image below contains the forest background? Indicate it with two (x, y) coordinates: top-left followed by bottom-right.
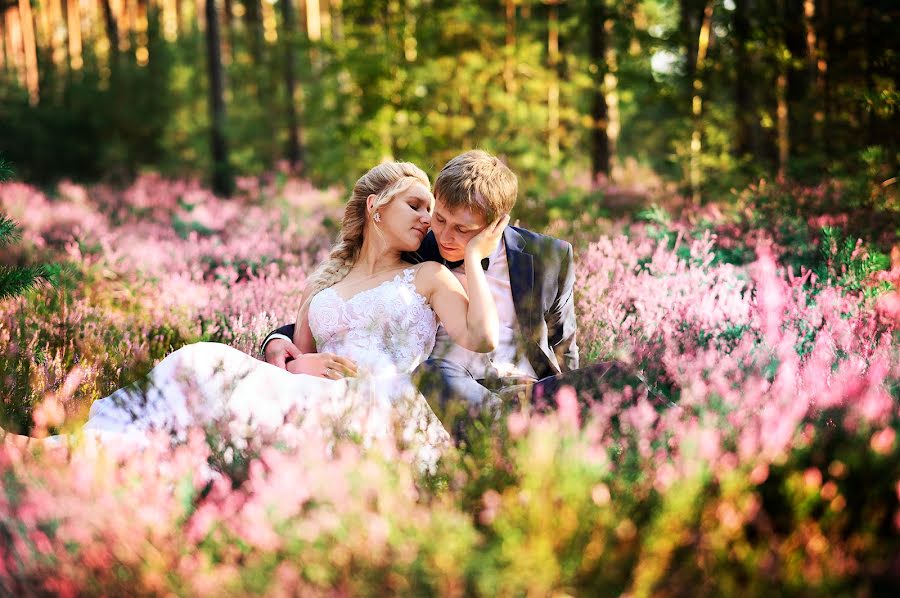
(0, 0), (897, 220)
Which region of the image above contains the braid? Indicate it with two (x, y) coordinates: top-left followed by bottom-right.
(299, 161), (431, 316)
(305, 238), (359, 299)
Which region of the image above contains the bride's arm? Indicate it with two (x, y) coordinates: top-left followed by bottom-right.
(287, 286), (358, 378)
(292, 286), (317, 353)
(419, 215), (509, 353)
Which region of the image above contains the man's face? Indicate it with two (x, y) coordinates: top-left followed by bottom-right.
(430, 198), (490, 262)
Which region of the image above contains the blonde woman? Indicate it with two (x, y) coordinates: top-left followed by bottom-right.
(9, 161), (507, 463)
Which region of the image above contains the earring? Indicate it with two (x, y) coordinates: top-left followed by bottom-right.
(373, 212), (381, 223)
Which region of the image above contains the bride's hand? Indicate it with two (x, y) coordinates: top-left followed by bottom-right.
(285, 353), (358, 379)
(465, 214), (510, 261)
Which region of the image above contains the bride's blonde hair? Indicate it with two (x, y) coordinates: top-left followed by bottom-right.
(304, 161), (432, 300)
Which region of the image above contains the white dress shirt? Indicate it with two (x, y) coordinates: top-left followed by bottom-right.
(430, 239), (538, 380)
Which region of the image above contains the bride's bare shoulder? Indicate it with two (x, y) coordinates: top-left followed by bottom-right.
(413, 261), (453, 279)
(412, 261), (456, 292)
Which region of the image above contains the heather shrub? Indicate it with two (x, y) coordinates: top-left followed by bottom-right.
(1, 174), (898, 595)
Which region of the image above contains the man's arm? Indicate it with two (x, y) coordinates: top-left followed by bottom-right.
(546, 242), (579, 372)
(260, 323), (296, 356)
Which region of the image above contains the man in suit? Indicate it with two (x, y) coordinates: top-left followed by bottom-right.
(262, 150), (614, 432)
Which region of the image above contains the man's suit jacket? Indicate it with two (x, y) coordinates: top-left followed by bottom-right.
(262, 226), (579, 379)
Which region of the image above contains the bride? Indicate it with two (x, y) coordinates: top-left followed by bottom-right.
(7, 161), (507, 465)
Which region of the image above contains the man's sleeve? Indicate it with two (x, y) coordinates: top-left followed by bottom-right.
(260, 323), (297, 355)
(546, 242), (579, 372)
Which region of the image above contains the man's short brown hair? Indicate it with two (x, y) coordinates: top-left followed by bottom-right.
(433, 150), (518, 223)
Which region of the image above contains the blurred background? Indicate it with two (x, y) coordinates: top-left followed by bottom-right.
(0, 0), (897, 214)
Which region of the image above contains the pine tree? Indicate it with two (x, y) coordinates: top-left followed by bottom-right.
(0, 158), (60, 300)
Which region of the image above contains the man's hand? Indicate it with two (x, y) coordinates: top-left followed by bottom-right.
(285, 353), (359, 379)
(264, 338), (303, 370)
(465, 214), (510, 261)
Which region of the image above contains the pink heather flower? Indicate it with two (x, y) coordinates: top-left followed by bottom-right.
(749, 463), (770, 485)
(480, 489), (503, 526)
(876, 291), (900, 323)
(591, 483), (611, 506)
(870, 428), (896, 455)
(803, 468), (823, 490)
(555, 385), (580, 430)
(507, 410), (530, 439)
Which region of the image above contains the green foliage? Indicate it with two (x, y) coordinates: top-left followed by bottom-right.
(0, 159), (63, 301)
(816, 227), (892, 297)
(2, 0), (897, 217)
(0, 263), (64, 302)
(0, 12), (175, 184)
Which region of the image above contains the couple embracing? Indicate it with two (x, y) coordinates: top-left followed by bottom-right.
(261, 149), (600, 430)
(10, 151), (616, 463)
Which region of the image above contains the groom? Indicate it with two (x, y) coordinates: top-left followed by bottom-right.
(263, 150), (612, 429)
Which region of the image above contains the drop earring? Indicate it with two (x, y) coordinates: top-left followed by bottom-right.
(373, 212), (381, 223)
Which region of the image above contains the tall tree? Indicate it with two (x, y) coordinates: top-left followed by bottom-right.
(679, 0), (706, 83)
(17, 0), (39, 104)
(689, 0), (713, 203)
(587, 0), (610, 178)
(821, 0), (833, 158)
(0, 7), (6, 72)
(66, 0), (83, 71)
(733, 0), (756, 160)
(99, 0), (119, 59)
(281, 0), (303, 170)
(803, 0), (823, 145)
(243, 0), (263, 65)
(204, 0), (234, 196)
(776, 0), (789, 179)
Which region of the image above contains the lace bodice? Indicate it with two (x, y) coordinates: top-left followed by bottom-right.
(308, 268), (438, 376)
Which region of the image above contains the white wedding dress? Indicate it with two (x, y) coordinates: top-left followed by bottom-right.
(81, 268), (451, 468)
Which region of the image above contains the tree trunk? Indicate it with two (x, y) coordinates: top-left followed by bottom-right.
(121, 0), (135, 50)
(66, 0), (83, 70)
(862, 5), (876, 145)
(331, 0), (343, 43)
(17, 0), (39, 104)
(305, 0), (320, 68)
(243, 0), (263, 64)
(679, 0), (706, 84)
(6, 5), (25, 83)
(0, 11), (5, 73)
(776, 70), (788, 179)
(733, 0), (755, 159)
(587, 0), (609, 179)
(319, 0), (331, 42)
(689, 1), (713, 204)
(204, 0), (233, 196)
(281, 0), (303, 171)
(100, 0), (119, 56)
(305, 0), (320, 41)
(803, 0), (823, 144)
(776, 0), (789, 179)
(46, 0), (65, 68)
(221, 0), (232, 62)
(821, 0), (832, 158)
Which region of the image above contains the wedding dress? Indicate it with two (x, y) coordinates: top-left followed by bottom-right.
(81, 267), (451, 468)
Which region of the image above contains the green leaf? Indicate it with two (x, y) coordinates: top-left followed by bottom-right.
(0, 214), (22, 246)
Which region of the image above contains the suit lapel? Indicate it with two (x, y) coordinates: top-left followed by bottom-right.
(504, 227), (537, 334)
